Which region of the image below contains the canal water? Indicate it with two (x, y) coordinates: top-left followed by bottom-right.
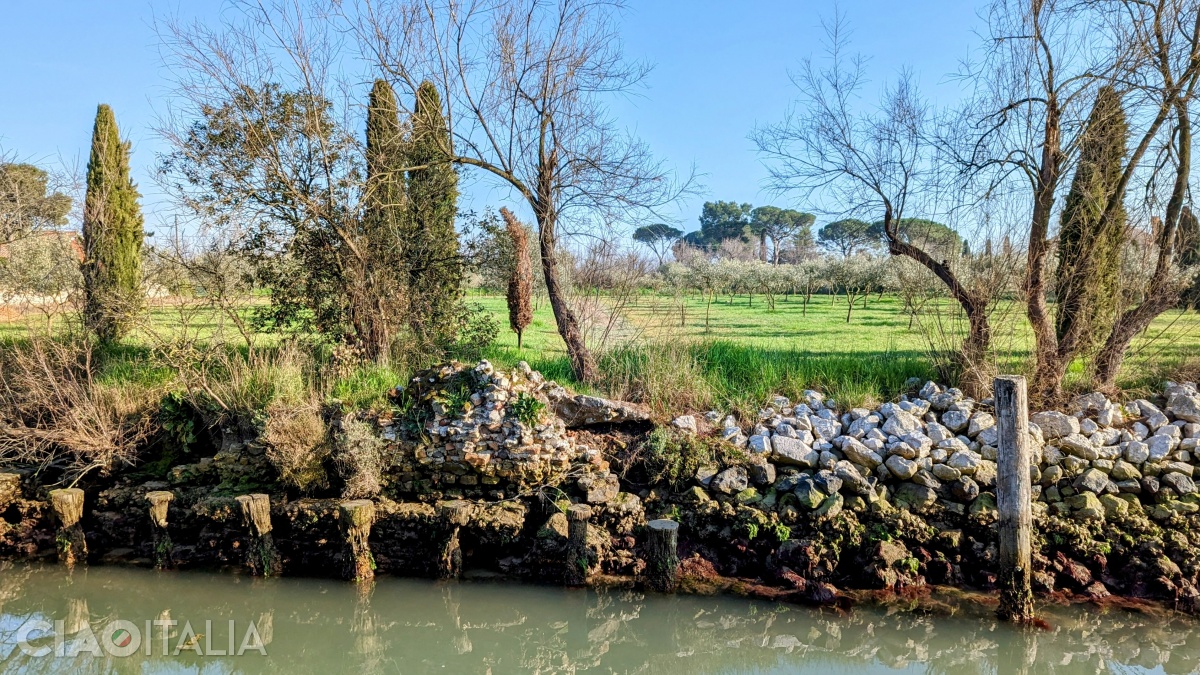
(0, 562), (1196, 674)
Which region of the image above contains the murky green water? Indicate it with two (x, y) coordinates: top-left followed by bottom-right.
(0, 563), (1197, 674)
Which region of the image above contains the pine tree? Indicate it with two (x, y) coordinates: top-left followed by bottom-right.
(1055, 86), (1128, 356)
(501, 207), (533, 349)
(82, 104), (143, 342)
(356, 79), (409, 362)
(406, 81), (462, 347)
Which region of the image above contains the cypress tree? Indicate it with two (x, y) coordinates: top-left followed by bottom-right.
(501, 207), (533, 349)
(406, 81), (462, 346)
(1179, 206), (1200, 310)
(82, 104), (143, 342)
(1055, 86), (1128, 356)
(357, 79), (409, 362)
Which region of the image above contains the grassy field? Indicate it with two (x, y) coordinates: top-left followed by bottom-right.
(2, 291), (1198, 416)
(469, 289), (1200, 413)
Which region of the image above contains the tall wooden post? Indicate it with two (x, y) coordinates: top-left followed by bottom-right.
(995, 375), (1034, 623)
(437, 500), (472, 579)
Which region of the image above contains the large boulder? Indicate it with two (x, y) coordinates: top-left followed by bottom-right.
(1167, 392), (1200, 423)
(772, 436), (819, 468)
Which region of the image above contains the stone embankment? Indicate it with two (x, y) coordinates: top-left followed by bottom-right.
(2, 361), (1200, 613)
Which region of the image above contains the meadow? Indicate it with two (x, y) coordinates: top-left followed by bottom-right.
(2, 290), (1197, 418)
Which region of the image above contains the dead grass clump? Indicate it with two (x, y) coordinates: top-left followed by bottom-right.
(332, 418), (386, 499)
(262, 402), (330, 493)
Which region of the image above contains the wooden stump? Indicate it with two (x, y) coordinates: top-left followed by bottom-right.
(565, 504), (593, 586)
(995, 375), (1035, 624)
(644, 519), (680, 593)
(437, 500), (473, 580)
(145, 491), (175, 569)
(339, 500), (376, 582)
(236, 494), (282, 576)
(49, 488), (86, 567)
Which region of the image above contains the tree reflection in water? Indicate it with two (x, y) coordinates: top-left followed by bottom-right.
(0, 561), (1197, 674)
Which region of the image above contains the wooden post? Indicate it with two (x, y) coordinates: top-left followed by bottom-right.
(145, 491), (174, 569)
(437, 500), (473, 579)
(995, 375), (1034, 624)
(236, 494), (282, 576)
(644, 519), (680, 593)
(339, 500), (376, 582)
(564, 504), (592, 586)
(49, 488), (87, 567)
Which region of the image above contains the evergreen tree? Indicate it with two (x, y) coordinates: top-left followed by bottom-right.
(1179, 206), (1200, 309)
(501, 207), (533, 349)
(357, 79), (410, 362)
(406, 81), (462, 346)
(82, 104), (143, 342)
(1055, 86), (1128, 356)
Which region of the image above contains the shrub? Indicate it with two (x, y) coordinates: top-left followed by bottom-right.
(508, 392), (546, 427)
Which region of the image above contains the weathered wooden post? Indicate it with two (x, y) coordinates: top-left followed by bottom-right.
(644, 519), (680, 593)
(236, 494), (282, 576)
(564, 504), (592, 586)
(995, 375), (1034, 623)
(48, 488), (87, 567)
(437, 500), (473, 579)
(339, 500), (376, 582)
(145, 491), (174, 569)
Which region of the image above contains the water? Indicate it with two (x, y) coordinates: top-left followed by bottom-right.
(0, 563), (1197, 674)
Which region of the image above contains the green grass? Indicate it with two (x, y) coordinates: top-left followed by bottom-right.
(4, 290), (1199, 417)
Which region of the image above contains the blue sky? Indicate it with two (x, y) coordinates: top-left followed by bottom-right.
(0, 1), (981, 235)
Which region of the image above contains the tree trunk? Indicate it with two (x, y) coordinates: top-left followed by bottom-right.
(535, 207), (597, 383)
(1025, 96), (1065, 404)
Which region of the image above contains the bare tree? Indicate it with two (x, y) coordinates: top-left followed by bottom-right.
(959, 0), (1200, 399)
(346, 0), (691, 382)
(754, 15), (995, 392)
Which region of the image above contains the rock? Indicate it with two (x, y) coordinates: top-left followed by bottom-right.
(932, 464), (961, 481)
(1058, 434), (1099, 461)
(967, 413), (995, 438)
(1162, 472), (1198, 495)
(884, 454), (919, 480)
(1146, 434), (1174, 460)
(771, 436), (819, 469)
(941, 410), (969, 433)
(670, 415), (697, 433)
(813, 493), (844, 518)
(710, 467), (749, 495)
(1110, 460), (1142, 481)
(1167, 393), (1200, 423)
(748, 461), (776, 487)
(813, 471), (843, 495)
(1031, 411), (1079, 439)
(1073, 468), (1109, 495)
(1124, 441), (1150, 464)
(969, 493), (998, 520)
(973, 460), (998, 488)
(947, 449), (982, 474)
(695, 465), (718, 486)
(842, 437), (884, 469)
(1098, 494), (1129, 518)
(548, 390), (650, 428)
(1066, 492), (1105, 521)
(893, 483), (938, 511)
(950, 476), (980, 502)
(793, 479), (827, 510)
(809, 416), (842, 440)
(835, 462), (875, 496)
(882, 409), (923, 437)
(748, 434), (772, 454)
